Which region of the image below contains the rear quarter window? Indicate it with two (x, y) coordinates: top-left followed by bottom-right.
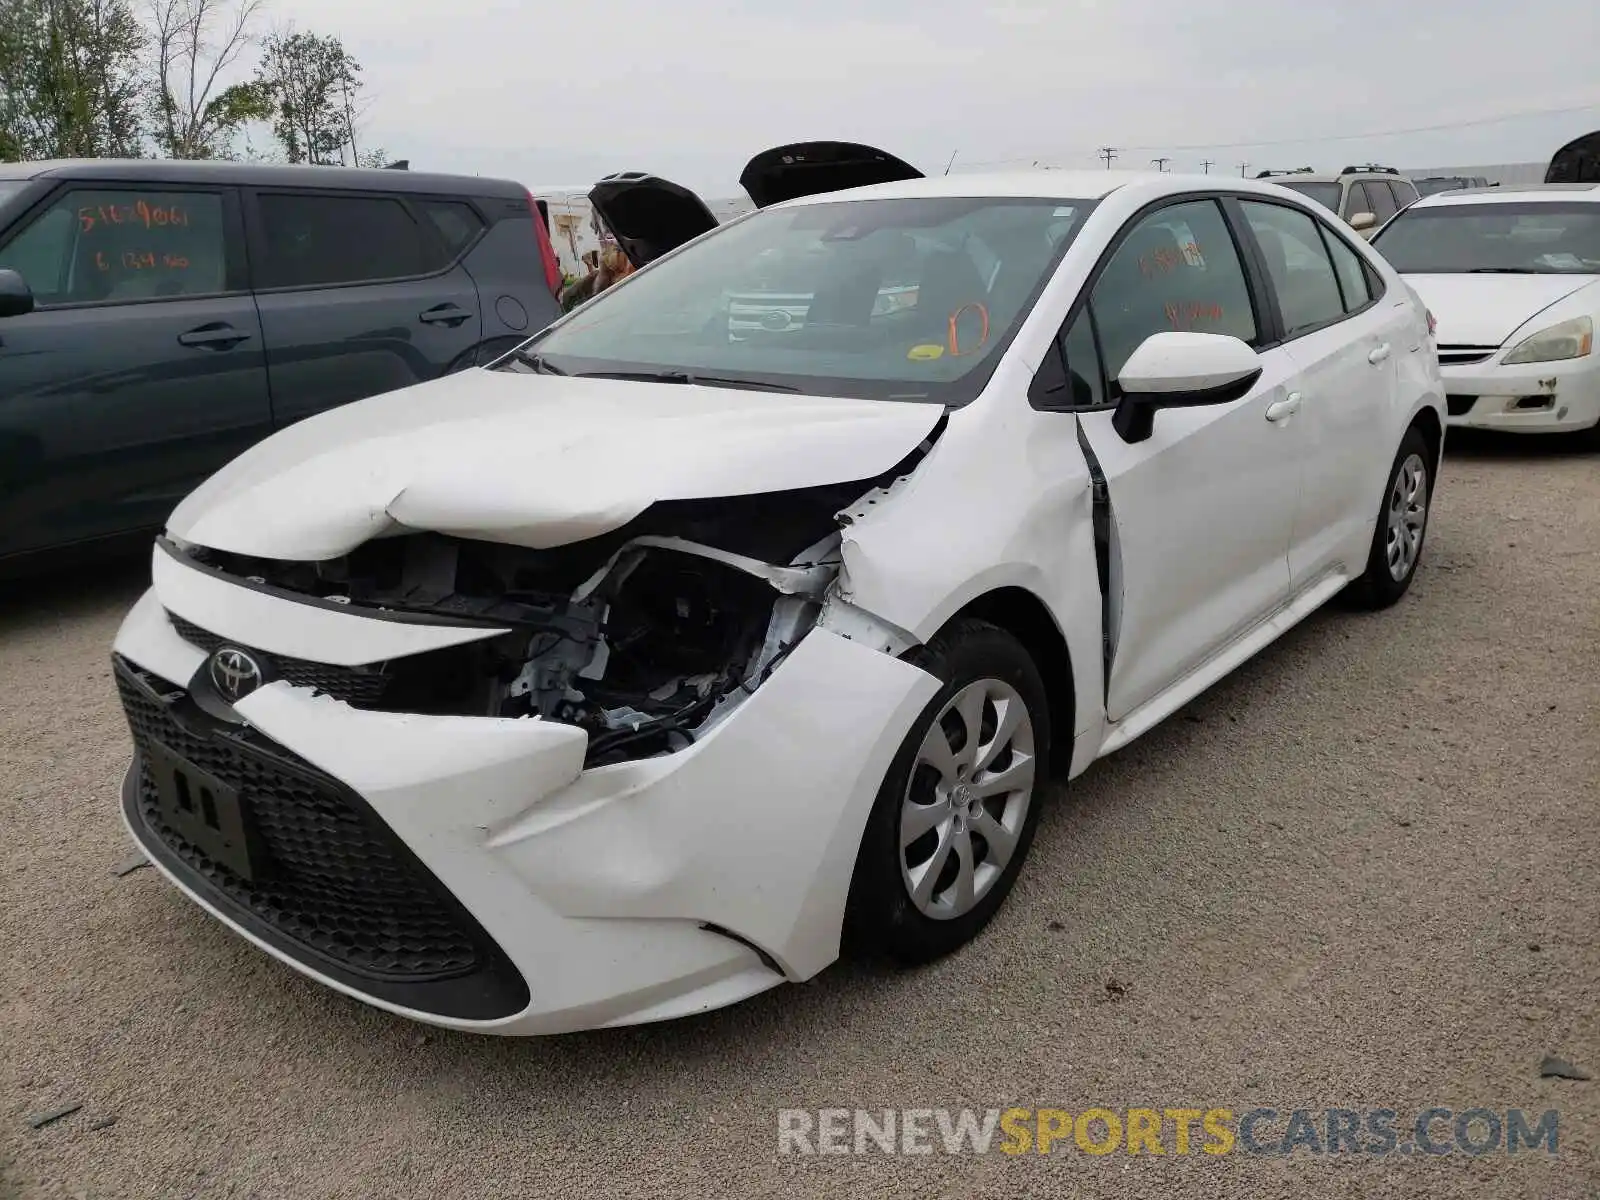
(418, 199), (485, 259)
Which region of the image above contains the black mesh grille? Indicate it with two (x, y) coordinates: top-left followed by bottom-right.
(117, 658), (484, 982)
(168, 612), (392, 706)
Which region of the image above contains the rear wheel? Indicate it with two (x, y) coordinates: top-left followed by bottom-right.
(843, 619), (1051, 964)
(1347, 425), (1433, 609)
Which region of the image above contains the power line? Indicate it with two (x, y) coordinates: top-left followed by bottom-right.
(957, 99), (1600, 170)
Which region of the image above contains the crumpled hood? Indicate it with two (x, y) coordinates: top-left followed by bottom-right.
(1401, 273), (1600, 346)
(168, 368), (944, 561)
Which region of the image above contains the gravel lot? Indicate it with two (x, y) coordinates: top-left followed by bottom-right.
(1, 433), (1596, 1200)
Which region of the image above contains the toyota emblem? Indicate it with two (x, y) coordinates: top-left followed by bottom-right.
(209, 647), (264, 703)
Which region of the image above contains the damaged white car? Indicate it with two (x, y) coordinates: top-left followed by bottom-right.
(111, 148), (1446, 1035)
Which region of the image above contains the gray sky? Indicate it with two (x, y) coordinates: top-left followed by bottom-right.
(269, 0), (1600, 196)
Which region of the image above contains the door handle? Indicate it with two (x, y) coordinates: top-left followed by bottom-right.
(419, 303), (472, 327)
(177, 323), (251, 349)
(1368, 343), (1392, 365)
(1265, 392), (1302, 423)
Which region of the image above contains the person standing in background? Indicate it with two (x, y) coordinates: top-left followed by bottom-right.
(560, 211), (636, 312)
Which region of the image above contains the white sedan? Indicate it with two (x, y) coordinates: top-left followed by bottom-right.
(111, 166), (1445, 1035)
(1369, 183), (1600, 441)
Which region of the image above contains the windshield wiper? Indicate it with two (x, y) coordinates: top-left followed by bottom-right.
(511, 347), (568, 374)
(573, 369), (800, 392)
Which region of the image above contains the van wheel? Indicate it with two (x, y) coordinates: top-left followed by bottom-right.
(1348, 425), (1433, 609)
(843, 619), (1051, 965)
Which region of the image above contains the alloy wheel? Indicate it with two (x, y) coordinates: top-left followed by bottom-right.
(899, 678), (1036, 921)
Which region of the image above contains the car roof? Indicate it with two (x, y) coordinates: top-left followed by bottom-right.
(775, 169), (1346, 206)
(0, 157), (528, 197)
(1409, 182), (1600, 208)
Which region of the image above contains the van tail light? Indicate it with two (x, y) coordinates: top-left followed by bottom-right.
(526, 190), (563, 297)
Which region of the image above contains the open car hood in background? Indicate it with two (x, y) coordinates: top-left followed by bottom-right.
(738, 141), (924, 209)
(587, 172), (720, 269)
(1547, 129), (1600, 183)
(589, 141), (923, 267)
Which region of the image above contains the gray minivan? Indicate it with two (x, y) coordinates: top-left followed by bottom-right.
(0, 159), (564, 570)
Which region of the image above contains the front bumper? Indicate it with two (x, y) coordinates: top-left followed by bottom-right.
(112, 557), (939, 1035)
(1442, 353), (1600, 433)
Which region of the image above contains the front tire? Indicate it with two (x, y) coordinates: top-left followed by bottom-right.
(1347, 425), (1433, 609)
(843, 619), (1051, 965)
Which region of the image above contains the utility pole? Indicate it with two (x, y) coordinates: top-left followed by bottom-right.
(1200, 159), (1213, 174)
(1098, 146), (1118, 170)
(1237, 160), (1250, 177)
(1151, 157), (1170, 172)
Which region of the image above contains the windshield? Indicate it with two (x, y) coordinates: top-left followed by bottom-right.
(510, 195), (1094, 404)
(1278, 181), (1343, 212)
(1414, 178), (1467, 197)
(1371, 202), (1600, 273)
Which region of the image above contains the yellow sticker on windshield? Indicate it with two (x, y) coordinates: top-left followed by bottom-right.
(907, 343), (945, 361)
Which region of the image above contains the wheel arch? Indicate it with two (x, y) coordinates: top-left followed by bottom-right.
(1410, 403), (1444, 477)
(938, 586), (1076, 776)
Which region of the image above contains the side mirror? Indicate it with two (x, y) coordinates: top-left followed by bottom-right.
(0, 268), (33, 319)
(1349, 211), (1378, 232)
(1112, 332), (1264, 444)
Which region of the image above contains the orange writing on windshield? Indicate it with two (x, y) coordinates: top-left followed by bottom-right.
(78, 200), (192, 234)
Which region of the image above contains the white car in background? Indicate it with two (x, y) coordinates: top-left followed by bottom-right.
(110, 166), (1444, 1035)
(1370, 183), (1600, 442)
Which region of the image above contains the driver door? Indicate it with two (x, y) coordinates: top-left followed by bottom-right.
(1070, 198), (1305, 722)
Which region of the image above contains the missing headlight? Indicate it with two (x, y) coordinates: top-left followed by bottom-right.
(491, 536), (835, 766)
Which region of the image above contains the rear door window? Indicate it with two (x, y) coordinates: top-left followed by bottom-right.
(1238, 201), (1345, 337)
(0, 187), (228, 304)
(1387, 180), (1418, 211)
(1322, 227), (1374, 312)
(255, 192), (432, 288)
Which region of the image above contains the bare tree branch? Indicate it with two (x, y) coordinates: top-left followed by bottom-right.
(148, 0), (264, 158)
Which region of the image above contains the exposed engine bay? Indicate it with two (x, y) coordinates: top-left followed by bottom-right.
(173, 447), (935, 767)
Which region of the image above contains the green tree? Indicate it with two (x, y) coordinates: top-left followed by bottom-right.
(252, 28), (363, 165)
(0, 0), (148, 160)
(148, 0), (273, 159)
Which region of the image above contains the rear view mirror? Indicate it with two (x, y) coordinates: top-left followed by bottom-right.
(1112, 332), (1263, 444)
(1349, 211), (1378, 232)
(0, 268), (33, 319)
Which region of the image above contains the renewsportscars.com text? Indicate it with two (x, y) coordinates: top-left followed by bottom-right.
(777, 1106), (1559, 1158)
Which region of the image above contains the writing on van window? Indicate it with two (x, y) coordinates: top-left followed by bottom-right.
(77, 201), (192, 234)
(1165, 300), (1226, 328)
(95, 249), (191, 273)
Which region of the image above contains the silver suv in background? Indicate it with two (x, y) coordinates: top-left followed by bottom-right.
(1255, 165), (1421, 239)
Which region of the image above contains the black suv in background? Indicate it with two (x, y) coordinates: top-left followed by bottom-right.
(0, 159), (564, 570)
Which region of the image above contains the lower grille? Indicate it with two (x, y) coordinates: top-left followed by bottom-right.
(115, 656), (529, 1019)
(1446, 394), (1478, 416)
